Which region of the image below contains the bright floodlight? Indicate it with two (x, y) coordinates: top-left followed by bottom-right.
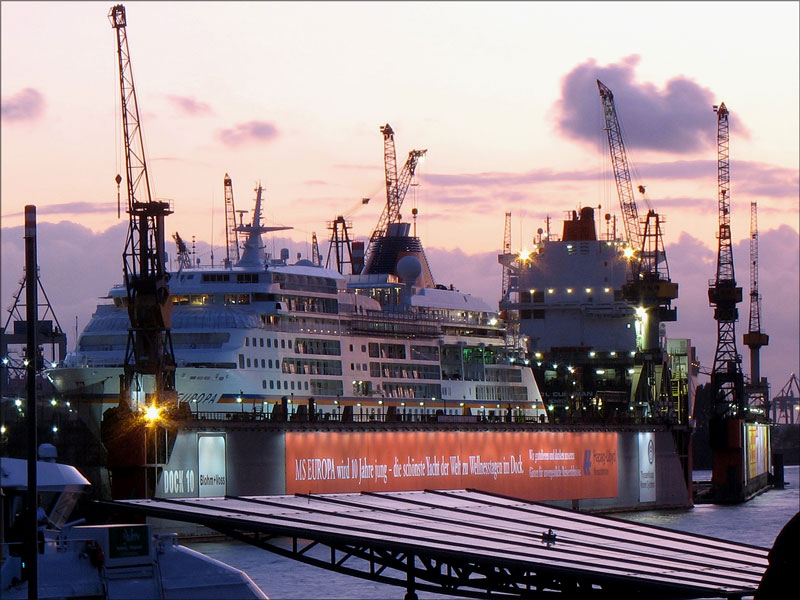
(144, 404), (162, 422)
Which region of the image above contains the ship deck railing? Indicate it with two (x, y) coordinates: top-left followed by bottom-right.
(190, 411), (545, 425)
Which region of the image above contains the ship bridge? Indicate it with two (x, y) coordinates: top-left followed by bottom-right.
(102, 489), (767, 599)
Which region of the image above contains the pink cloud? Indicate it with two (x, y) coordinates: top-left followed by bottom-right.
(1, 87), (45, 122)
(166, 94), (213, 116)
(218, 121), (279, 147)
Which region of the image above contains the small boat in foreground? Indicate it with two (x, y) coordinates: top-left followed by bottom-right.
(0, 449), (268, 599)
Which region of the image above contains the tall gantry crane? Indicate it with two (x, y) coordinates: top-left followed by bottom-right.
(708, 103), (745, 418)
(223, 173), (240, 267)
(742, 198), (769, 408)
(110, 4), (177, 411)
(362, 124), (426, 273)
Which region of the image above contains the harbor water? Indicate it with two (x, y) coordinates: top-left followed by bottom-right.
(186, 466), (799, 599)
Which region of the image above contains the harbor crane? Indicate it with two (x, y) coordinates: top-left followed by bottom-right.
(597, 80), (643, 252)
(708, 103), (745, 419)
(223, 173), (241, 267)
(742, 198), (769, 410)
(361, 124), (426, 274)
(110, 4), (177, 412)
(597, 80), (678, 417)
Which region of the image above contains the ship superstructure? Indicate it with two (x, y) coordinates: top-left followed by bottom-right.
(500, 206), (693, 425)
(48, 184), (545, 430)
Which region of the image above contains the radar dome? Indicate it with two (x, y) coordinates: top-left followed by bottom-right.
(397, 255), (422, 284)
(295, 259), (316, 267)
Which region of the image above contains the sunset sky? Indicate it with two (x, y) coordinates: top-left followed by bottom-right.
(2, 2), (798, 392)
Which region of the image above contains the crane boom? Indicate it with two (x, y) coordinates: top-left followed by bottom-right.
(597, 80), (642, 251)
(364, 124), (426, 266)
(223, 173), (240, 267)
(110, 4), (176, 409)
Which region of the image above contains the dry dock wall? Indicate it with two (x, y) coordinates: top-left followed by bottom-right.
(156, 425), (691, 512)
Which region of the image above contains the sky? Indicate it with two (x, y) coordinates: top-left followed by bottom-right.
(1, 2), (798, 394)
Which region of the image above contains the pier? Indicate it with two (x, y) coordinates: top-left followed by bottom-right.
(102, 489), (767, 599)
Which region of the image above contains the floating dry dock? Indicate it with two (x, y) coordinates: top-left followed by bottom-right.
(105, 489), (768, 599)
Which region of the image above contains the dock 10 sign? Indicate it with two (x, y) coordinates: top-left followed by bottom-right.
(286, 430), (618, 501)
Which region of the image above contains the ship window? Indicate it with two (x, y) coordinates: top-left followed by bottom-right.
(252, 337), (257, 346)
(350, 344), (354, 351)
(304, 382), (309, 390)
(238, 354), (244, 368)
(291, 381), (295, 390)
(262, 380), (266, 389)
(281, 339), (286, 348)
(361, 345), (366, 352)
(368, 343), (379, 358)
(261, 359), (266, 368)
(270, 380), (274, 389)
(533, 290), (544, 303)
(533, 310), (545, 319)
(284, 381), (288, 390)
(362, 363), (367, 371)
(260, 338), (264, 347)
(246, 358), (251, 368)
(350, 363), (355, 370)
(288, 340), (292, 348)
(267, 339), (271, 348)
(245, 338), (249, 347)
(268, 359), (273, 368)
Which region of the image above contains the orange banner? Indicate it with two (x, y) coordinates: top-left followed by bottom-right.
(286, 431), (618, 501)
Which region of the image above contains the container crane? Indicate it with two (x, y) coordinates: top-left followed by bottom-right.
(361, 124), (426, 274)
(708, 103), (745, 419)
(742, 199), (769, 409)
(223, 173), (240, 267)
(109, 4), (177, 412)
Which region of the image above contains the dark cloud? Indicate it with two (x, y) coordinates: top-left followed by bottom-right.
(665, 226), (798, 387)
(554, 56), (734, 154)
(3, 202), (117, 219)
(1, 87), (46, 122)
(218, 121), (279, 147)
(166, 94), (212, 116)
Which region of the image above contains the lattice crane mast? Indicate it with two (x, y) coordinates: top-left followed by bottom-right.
(708, 103), (745, 418)
(597, 80), (643, 252)
(501, 211), (513, 302)
(223, 173), (240, 267)
(743, 198), (769, 406)
(110, 4), (177, 410)
(362, 124), (426, 272)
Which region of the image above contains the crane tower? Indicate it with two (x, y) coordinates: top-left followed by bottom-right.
(742, 199), (769, 408)
(708, 103), (745, 419)
(223, 173), (240, 267)
(110, 4), (177, 414)
(362, 124), (427, 274)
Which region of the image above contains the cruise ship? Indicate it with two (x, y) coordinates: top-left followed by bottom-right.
(47, 184), (546, 431)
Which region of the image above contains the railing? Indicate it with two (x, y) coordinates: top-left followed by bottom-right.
(190, 410), (546, 425)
